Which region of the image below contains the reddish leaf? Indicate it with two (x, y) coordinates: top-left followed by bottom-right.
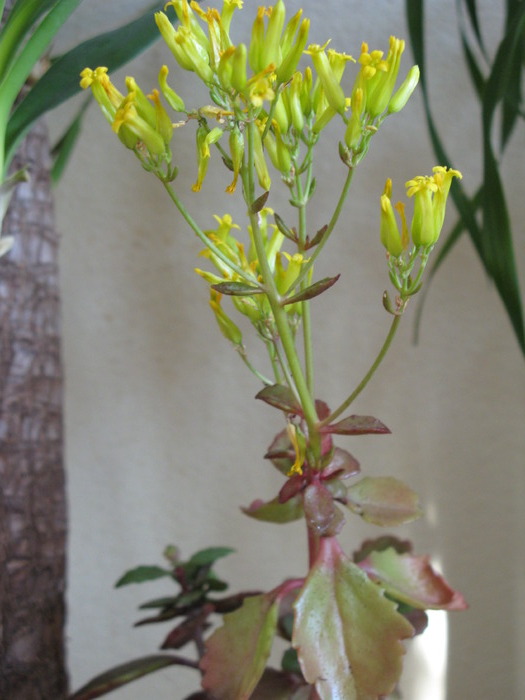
(321, 415), (391, 435)
(242, 495), (304, 524)
(321, 447), (360, 480)
(358, 548), (468, 611)
(282, 275), (340, 306)
(279, 474), (307, 503)
(69, 656), (187, 699)
(201, 594), (279, 699)
(161, 606), (212, 649)
(293, 538), (413, 700)
(346, 477), (423, 526)
(303, 483), (344, 537)
(250, 190), (270, 213)
(256, 384), (302, 414)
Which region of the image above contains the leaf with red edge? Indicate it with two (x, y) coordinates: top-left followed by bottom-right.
(303, 483), (345, 537)
(353, 535), (413, 564)
(321, 415), (390, 435)
(346, 477), (423, 526)
(358, 548), (468, 611)
(69, 656), (185, 700)
(201, 593), (279, 699)
(293, 537), (413, 700)
(256, 384), (302, 414)
(242, 495), (304, 524)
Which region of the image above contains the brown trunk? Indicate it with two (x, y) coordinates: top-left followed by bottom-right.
(0, 37), (68, 697)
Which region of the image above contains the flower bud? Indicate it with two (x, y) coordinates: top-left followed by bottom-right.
(251, 123), (271, 190)
(261, 0), (286, 69)
(226, 125), (244, 194)
(307, 43), (346, 114)
(158, 65), (186, 112)
(231, 43), (248, 93)
(209, 291), (243, 346)
(276, 17), (310, 84)
(388, 65), (420, 114)
(380, 179), (404, 257)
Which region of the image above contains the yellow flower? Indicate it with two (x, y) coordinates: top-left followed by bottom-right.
(406, 167), (462, 246)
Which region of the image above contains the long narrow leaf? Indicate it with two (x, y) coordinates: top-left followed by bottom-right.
(461, 0), (488, 59)
(5, 1), (165, 166)
(50, 95), (90, 183)
(0, 0), (82, 129)
(0, 0), (55, 80)
(406, 0), (525, 354)
(456, 0), (486, 100)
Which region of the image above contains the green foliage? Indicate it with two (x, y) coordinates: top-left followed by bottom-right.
(406, 0), (525, 355)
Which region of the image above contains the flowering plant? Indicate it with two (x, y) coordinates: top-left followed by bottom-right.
(75, 1), (465, 698)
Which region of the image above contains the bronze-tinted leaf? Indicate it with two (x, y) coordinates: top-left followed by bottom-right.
(274, 212), (298, 242)
(321, 415), (390, 435)
(282, 275), (340, 306)
(256, 384), (302, 414)
(250, 190), (270, 214)
(321, 447), (360, 480)
(212, 281), (263, 296)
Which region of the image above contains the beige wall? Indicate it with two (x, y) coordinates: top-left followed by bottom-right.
(49, 1), (525, 698)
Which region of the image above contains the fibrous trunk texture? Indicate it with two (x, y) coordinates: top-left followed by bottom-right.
(0, 111), (68, 699)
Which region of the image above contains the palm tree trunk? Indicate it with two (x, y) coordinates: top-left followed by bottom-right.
(0, 73), (68, 700)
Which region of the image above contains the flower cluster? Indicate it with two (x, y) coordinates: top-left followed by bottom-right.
(81, 0), (420, 189)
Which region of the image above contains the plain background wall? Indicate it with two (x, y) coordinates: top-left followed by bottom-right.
(47, 1), (524, 698)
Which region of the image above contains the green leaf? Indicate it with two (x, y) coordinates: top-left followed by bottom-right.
(346, 476), (423, 527)
(242, 495), (304, 524)
(211, 281), (263, 296)
(188, 546), (235, 567)
(201, 593), (279, 699)
(281, 274), (340, 306)
(138, 596), (178, 610)
(68, 655), (183, 700)
(115, 565), (172, 588)
(406, 0), (525, 355)
(50, 96), (90, 183)
(321, 415), (390, 436)
(274, 212), (297, 243)
(255, 384), (302, 414)
(0, 0), (82, 134)
(293, 537), (413, 699)
(5, 2), (166, 167)
(358, 547), (468, 611)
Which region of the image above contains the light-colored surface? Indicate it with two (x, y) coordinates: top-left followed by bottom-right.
(47, 1), (524, 698)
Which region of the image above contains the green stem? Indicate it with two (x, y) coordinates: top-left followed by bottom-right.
(243, 120), (320, 456)
(295, 169), (315, 394)
(160, 178), (259, 286)
(237, 347), (273, 385)
(319, 314), (402, 428)
(286, 164), (354, 295)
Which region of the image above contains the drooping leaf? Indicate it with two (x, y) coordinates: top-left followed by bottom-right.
(242, 495), (304, 524)
(274, 212), (297, 243)
(211, 281), (263, 296)
(358, 547), (468, 611)
(115, 565), (172, 587)
(255, 384), (302, 414)
(5, 2), (166, 166)
(293, 537), (413, 700)
(282, 275), (340, 306)
(346, 476), (423, 526)
(321, 415), (390, 436)
(188, 547), (235, 567)
(201, 593), (279, 699)
(69, 655), (183, 700)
